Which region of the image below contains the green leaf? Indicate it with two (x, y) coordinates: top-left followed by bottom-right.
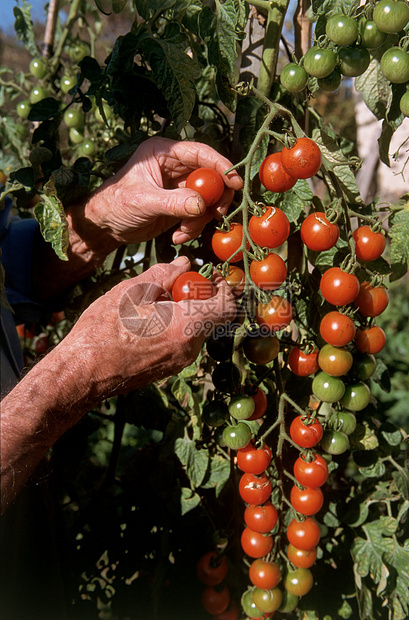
(350, 420), (379, 452)
(200, 454), (230, 497)
(275, 180), (314, 223)
(355, 58), (390, 121)
(33, 177), (69, 261)
(13, 2), (38, 58)
(358, 460), (385, 478)
(312, 126), (363, 204)
(174, 437), (209, 488)
(28, 98), (61, 121)
(389, 199), (409, 281)
(140, 26), (200, 131)
(180, 487), (201, 515)
(79, 57), (104, 83)
(392, 470), (409, 500)
(236, 97), (268, 176)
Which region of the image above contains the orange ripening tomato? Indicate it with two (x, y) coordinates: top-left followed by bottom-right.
(353, 281), (389, 318)
(257, 296), (293, 332)
(288, 346), (319, 376)
(355, 325), (386, 354)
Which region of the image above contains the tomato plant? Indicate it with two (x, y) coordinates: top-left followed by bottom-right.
(259, 152), (297, 191)
(249, 560), (281, 589)
(256, 296), (293, 332)
(294, 453), (329, 488)
(281, 137), (322, 179)
(239, 472), (273, 505)
(280, 63), (309, 93)
(223, 265), (246, 294)
(290, 415), (324, 448)
(284, 568), (314, 597)
(340, 381), (371, 411)
(29, 58), (47, 78)
(353, 226), (386, 261)
(237, 442), (272, 474)
(247, 387), (268, 421)
(321, 430), (350, 455)
(290, 485), (324, 515)
(248, 206), (290, 249)
(320, 311), (356, 346)
(197, 551), (229, 586)
(250, 252), (287, 290)
(212, 223), (244, 262)
(229, 394), (256, 420)
(241, 589), (265, 619)
(223, 422), (251, 450)
(186, 167), (225, 206)
(335, 411), (357, 435)
(318, 343), (353, 376)
(288, 346), (319, 376)
(287, 517), (321, 550)
(201, 584), (230, 615)
(300, 212), (340, 251)
(354, 281), (389, 317)
(320, 267), (360, 306)
(244, 502), (278, 533)
(287, 544), (317, 569)
(338, 45), (370, 77)
(172, 271), (215, 302)
(241, 528), (274, 558)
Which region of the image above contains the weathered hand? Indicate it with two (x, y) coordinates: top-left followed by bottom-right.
(83, 137), (243, 246)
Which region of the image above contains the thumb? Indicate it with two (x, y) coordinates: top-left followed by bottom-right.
(122, 257), (191, 304)
(144, 186), (207, 219)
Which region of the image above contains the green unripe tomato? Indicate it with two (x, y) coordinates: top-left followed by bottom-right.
(312, 371), (346, 403)
(280, 63), (309, 92)
(400, 90), (409, 117)
(63, 108), (85, 129)
(381, 47), (409, 83)
(60, 74), (77, 94)
(202, 400), (229, 427)
(303, 46), (337, 78)
(228, 394), (255, 420)
(338, 45), (370, 77)
(78, 140), (96, 157)
(95, 101), (113, 123)
(321, 429), (350, 455)
(278, 590), (299, 613)
(373, 0), (409, 34)
(351, 353), (377, 381)
(29, 86), (48, 104)
(222, 422), (251, 450)
(340, 382), (371, 411)
(68, 42), (89, 63)
(29, 58), (47, 79)
(252, 586), (283, 613)
(359, 19), (388, 48)
(326, 14), (359, 46)
(317, 69), (342, 91)
(16, 100), (31, 119)
(69, 127), (84, 144)
(336, 411), (357, 435)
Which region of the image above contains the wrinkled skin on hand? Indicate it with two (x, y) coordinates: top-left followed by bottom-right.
(61, 257), (237, 399)
(85, 137), (243, 246)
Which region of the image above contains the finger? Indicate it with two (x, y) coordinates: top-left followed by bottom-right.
(176, 275), (237, 332)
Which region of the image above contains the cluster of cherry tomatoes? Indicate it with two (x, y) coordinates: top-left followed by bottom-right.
(197, 550), (240, 619)
(280, 0), (409, 117)
(15, 44), (118, 158)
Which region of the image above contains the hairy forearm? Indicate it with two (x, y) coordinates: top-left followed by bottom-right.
(0, 340), (97, 512)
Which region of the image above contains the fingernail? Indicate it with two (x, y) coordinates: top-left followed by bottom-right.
(172, 256), (190, 266)
(185, 196), (204, 215)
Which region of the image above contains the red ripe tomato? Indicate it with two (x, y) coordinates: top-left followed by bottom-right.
(287, 517), (320, 550)
(185, 167), (225, 206)
(250, 253), (287, 290)
(244, 502), (278, 533)
(320, 267), (360, 306)
(293, 453), (329, 488)
(201, 584), (230, 615)
(224, 265), (246, 295)
(288, 346), (319, 376)
(281, 137), (322, 179)
(287, 544), (317, 569)
(172, 271), (215, 302)
(256, 296), (293, 332)
(249, 206), (290, 249)
(247, 387), (268, 421)
(355, 325), (386, 354)
(196, 551), (229, 586)
(353, 226), (385, 261)
(241, 527), (273, 558)
(239, 472), (273, 505)
(249, 559), (281, 589)
(237, 442), (272, 474)
(290, 485), (324, 516)
(259, 152), (297, 193)
(289, 415), (323, 448)
(353, 282), (389, 317)
(300, 212), (340, 251)
(212, 223), (244, 262)
(320, 311), (356, 346)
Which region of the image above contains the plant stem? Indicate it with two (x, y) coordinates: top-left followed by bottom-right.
(256, 0), (291, 98)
